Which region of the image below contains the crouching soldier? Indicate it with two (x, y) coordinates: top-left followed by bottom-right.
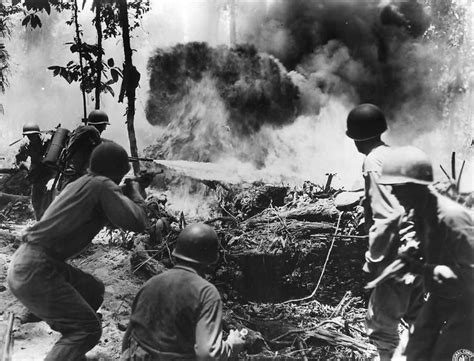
(15, 122), (56, 220)
(121, 223), (246, 360)
(7, 141), (147, 361)
(378, 146), (474, 361)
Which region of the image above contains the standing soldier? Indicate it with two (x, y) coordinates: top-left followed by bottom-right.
(15, 122), (55, 220)
(7, 142), (147, 361)
(378, 146), (473, 360)
(122, 223), (246, 360)
(57, 109), (110, 191)
(345, 104), (423, 360)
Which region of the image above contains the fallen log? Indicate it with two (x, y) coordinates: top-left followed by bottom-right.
(245, 202), (340, 226)
(305, 327), (376, 355)
(261, 220), (334, 237)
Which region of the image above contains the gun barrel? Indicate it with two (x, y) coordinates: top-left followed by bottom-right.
(8, 138), (23, 147)
(128, 157), (155, 162)
(0, 168), (18, 174)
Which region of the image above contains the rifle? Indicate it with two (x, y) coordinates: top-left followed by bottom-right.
(8, 125), (60, 147)
(0, 168), (21, 175)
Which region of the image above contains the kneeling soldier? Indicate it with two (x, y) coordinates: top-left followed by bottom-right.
(122, 223), (246, 360)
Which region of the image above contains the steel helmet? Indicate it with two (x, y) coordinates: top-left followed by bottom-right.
(346, 104), (387, 141)
(22, 122), (41, 135)
(87, 110), (110, 125)
(379, 146), (433, 185)
(172, 223), (219, 264)
(89, 141), (130, 179)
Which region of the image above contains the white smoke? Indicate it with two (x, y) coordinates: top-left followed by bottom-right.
(0, 0), (472, 195)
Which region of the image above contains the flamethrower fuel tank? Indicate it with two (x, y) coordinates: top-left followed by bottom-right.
(42, 128), (70, 169)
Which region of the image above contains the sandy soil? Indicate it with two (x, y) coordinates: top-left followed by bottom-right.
(0, 229), (143, 361)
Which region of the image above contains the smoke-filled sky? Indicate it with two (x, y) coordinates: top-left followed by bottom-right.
(0, 0), (473, 190)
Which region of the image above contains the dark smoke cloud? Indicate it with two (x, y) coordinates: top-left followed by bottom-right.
(236, 0), (469, 141)
(242, 0), (430, 106)
(144, 0), (470, 175)
(145, 42), (299, 134)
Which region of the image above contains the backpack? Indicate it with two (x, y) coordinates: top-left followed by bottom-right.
(58, 125), (102, 176)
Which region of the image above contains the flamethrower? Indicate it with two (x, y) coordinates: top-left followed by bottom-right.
(9, 125), (61, 147)
(128, 156), (155, 163)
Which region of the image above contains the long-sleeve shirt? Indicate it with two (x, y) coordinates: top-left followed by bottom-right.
(24, 173), (147, 260)
(362, 142), (405, 267)
(126, 265), (233, 360)
(416, 190), (474, 298)
(15, 137), (52, 183)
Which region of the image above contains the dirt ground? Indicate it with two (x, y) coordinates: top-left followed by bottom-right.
(0, 226), (142, 361)
(0, 180), (378, 360)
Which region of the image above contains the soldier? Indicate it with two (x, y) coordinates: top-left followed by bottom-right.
(345, 104), (423, 360)
(7, 142), (147, 361)
(378, 146), (474, 360)
(15, 122), (55, 220)
(57, 109), (110, 192)
(121, 223), (246, 360)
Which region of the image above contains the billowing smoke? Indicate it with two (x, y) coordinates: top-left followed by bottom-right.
(0, 0), (471, 193)
(239, 0), (471, 144)
(146, 42), (299, 135)
(144, 0), (472, 188)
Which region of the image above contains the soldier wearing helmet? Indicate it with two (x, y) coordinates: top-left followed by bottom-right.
(378, 146), (474, 360)
(7, 141), (147, 360)
(57, 109), (110, 192)
(15, 122), (55, 220)
(122, 223), (246, 360)
(346, 104), (423, 360)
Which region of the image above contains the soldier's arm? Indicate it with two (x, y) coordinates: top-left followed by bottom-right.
(15, 143), (29, 164)
(446, 219), (474, 294)
(366, 172), (405, 263)
(195, 286), (242, 361)
(422, 214), (474, 294)
(99, 178), (147, 232)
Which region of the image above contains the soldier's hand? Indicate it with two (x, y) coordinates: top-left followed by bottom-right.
(226, 329), (246, 353)
(122, 180), (144, 200)
(433, 265), (458, 284)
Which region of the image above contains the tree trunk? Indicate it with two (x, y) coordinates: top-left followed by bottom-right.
(73, 0), (87, 121)
(118, 0), (140, 175)
(94, 0), (102, 109)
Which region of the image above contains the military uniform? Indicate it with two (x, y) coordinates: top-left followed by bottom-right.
(8, 173), (147, 361)
(57, 125), (102, 192)
(405, 191), (474, 361)
(362, 141), (423, 360)
(15, 136), (55, 220)
(122, 265), (235, 360)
